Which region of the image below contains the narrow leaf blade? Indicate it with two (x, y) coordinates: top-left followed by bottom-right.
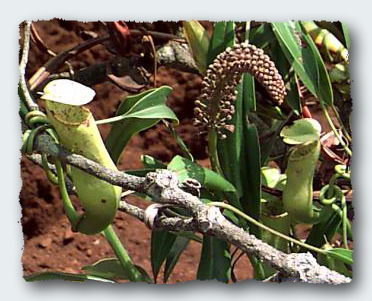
(197, 236), (231, 282)
(24, 272), (115, 283)
(163, 236), (190, 282)
(326, 248), (353, 265)
(183, 21), (210, 74)
(151, 231), (177, 282)
(105, 86), (177, 163)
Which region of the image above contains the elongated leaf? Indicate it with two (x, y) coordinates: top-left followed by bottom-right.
(151, 231), (177, 282)
(317, 253), (352, 277)
(317, 243), (352, 277)
(240, 122), (261, 236)
(272, 22), (316, 94)
(217, 80), (244, 197)
(249, 23), (275, 49)
(242, 22), (256, 112)
(82, 258), (152, 282)
(207, 21), (235, 65)
(214, 24), (262, 234)
(163, 236), (190, 283)
(285, 75), (301, 115)
(216, 36), (244, 197)
(105, 86), (177, 163)
(197, 236), (231, 282)
(301, 26), (334, 106)
(326, 248), (353, 265)
(167, 155), (236, 193)
(183, 21), (210, 74)
(83, 258), (128, 280)
(24, 272), (115, 283)
(164, 121), (194, 161)
(272, 22), (333, 107)
(340, 23), (350, 49)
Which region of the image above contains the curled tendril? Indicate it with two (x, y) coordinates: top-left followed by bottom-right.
(25, 110), (50, 127)
(319, 184), (344, 206)
(193, 42), (287, 138)
(21, 110), (60, 185)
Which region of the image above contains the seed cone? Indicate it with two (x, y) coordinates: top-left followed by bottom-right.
(194, 42), (286, 138)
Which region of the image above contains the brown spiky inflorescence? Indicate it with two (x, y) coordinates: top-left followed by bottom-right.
(194, 42), (287, 138)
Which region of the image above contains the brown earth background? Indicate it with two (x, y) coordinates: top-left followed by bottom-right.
(20, 20), (254, 283)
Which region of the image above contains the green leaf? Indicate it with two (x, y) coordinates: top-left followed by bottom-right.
(163, 236), (190, 283)
(82, 258), (152, 283)
(240, 122), (262, 236)
(302, 206), (341, 251)
(325, 248), (353, 265)
(241, 23), (256, 112)
(207, 21), (235, 65)
(105, 86), (177, 163)
(215, 25), (261, 232)
(183, 21), (210, 74)
(242, 73), (256, 113)
(167, 155), (236, 193)
(340, 23), (350, 49)
(141, 154), (167, 169)
(272, 22), (333, 107)
(249, 23), (275, 49)
(301, 25), (334, 106)
(217, 71), (244, 198)
(24, 271), (115, 283)
(164, 121), (194, 161)
(83, 258), (127, 280)
(151, 231), (177, 282)
(197, 236), (231, 282)
(285, 75), (302, 115)
(261, 167), (286, 191)
(280, 118), (321, 144)
(317, 243), (352, 278)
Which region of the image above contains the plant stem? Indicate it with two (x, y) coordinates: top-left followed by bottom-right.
(102, 225), (143, 282)
(208, 128), (224, 175)
(56, 160), (143, 282)
(207, 202), (327, 256)
(95, 115), (128, 125)
(330, 104), (352, 142)
(321, 104), (352, 156)
(55, 160), (80, 225)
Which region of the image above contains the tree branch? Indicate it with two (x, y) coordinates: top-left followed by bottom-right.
(49, 40), (199, 89)
(31, 133), (351, 284)
(156, 40), (199, 74)
(28, 27), (197, 92)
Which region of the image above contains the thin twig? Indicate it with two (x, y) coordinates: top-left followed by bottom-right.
(30, 23), (56, 57)
(130, 29), (186, 43)
(28, 35), (109, 90)
(28, 34), (196, 92)
(19, 21), (38, 111)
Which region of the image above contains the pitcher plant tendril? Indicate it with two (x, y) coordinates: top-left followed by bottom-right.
(193, 42), (287, 139)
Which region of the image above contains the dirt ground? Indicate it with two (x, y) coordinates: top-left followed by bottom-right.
(20, 20), (253, 283)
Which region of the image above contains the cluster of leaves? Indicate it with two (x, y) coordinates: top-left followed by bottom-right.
(24, 21), (352, 283)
